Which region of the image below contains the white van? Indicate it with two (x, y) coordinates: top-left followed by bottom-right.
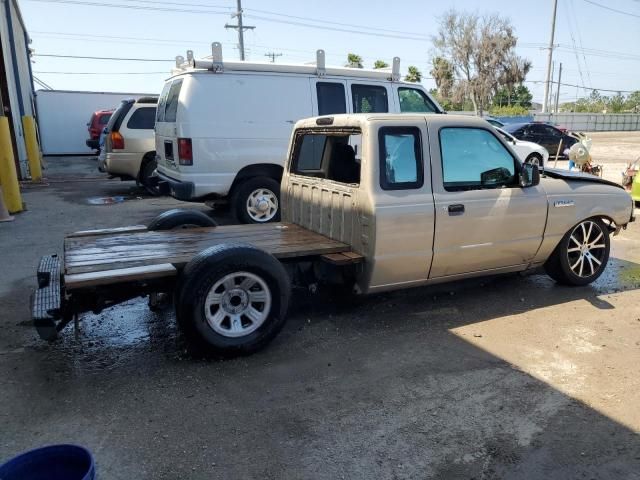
(155, 44), (444, 223)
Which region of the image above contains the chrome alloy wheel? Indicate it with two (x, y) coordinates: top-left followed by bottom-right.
(204, 272), (272, 337)
(246, 188), (278, 222)
(566, 220), (607, 278)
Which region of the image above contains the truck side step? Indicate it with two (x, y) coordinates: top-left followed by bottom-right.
(33, 254), (63, 341)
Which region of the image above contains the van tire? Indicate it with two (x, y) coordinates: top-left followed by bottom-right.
(148, 209), (217, 231)
(232, 176), (281, 224)
(140, 155), (159, 196)
(175, 243), (291, 356)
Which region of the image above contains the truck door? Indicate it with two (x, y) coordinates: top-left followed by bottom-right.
(366, 120), (435, 291)
(427, 120), (547, 278)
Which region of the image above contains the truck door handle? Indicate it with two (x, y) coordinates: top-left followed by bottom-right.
(448, 204), (465, 215)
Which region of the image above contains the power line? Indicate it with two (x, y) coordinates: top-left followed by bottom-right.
(34, 53), (173, 61)
(264, 52), (282, 63)
(582, 0), (640, 18)
(34, 70), (167, 74)
(25, 0), (231, 14)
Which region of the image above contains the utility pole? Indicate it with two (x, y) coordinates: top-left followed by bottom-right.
(264, 52), (282, 63)
(225, 0), (255, 61)
(554, 62), (563, 114)
(548, 61), (555, 113)
(542, 0), (558, 113)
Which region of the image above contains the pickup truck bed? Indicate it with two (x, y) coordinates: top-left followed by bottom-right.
(63, 222), (352, 290)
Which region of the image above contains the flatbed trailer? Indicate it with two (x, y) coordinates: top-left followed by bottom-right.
(33, 217), (363, 351)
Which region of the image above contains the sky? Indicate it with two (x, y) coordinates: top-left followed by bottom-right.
(20, 0), (640, 104)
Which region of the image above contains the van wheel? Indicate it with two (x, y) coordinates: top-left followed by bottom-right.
(140, 156), (159, 196)
(176, 243), (291, 356)
(232, 177), (281, 224)
(525, 153), (543, 167)
(544, 218), (610, 286)
(148, 208), (217, 231)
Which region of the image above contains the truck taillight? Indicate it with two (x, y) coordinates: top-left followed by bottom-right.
(178, 138), (193, 165)
(111, 131), (124, 149)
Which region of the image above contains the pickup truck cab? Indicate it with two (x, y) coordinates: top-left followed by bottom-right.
(33, 114), (634, 357)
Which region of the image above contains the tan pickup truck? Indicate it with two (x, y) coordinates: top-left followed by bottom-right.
(33, 114), (634, 356)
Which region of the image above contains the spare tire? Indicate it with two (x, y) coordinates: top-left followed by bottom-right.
(175, 243), (291, 356)
(148, 209), (217, 231)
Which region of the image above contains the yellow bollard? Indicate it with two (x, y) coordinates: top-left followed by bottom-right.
(0, 116), (23, 213)
(22, 115), (42, 181)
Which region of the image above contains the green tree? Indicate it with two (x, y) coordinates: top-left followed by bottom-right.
(373, 60), (389, 69)
(346, 53), (363, 68)
(405, 66), (422, 83)
(608, 92), (625, 113)
(430, 56), (454, 97)
(625, 91), (640, 112)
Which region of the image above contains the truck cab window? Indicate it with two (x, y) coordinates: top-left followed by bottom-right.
(351, 84), (388, 113)
(379, 127), (423, 190)
(293, 132), (361, 185)
(398, 88), (437, 113)
(316, 83), (346, 116)
(440, 128), (516, 191)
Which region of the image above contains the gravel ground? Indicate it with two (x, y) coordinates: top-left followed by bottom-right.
(1, 140), (639, 479)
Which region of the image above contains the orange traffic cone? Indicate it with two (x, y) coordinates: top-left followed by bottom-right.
(0, 186), (15, 222)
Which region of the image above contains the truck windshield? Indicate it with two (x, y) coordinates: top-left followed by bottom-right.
(292, 131), (362, 185)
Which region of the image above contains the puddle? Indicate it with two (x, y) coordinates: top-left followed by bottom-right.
(86, 196), (128, 205)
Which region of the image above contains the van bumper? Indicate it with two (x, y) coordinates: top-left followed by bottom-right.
(157, 171), (196, 201)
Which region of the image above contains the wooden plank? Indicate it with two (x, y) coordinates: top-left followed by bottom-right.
(65, 263), (177, 290)
(66, 225), (148, 238)
(320, 252), (364, 265)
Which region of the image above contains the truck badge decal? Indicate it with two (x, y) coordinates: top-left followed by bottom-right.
(554, 200), (575, 208)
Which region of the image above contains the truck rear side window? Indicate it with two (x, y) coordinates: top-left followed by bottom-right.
(379, 127), (423, 190)
(398, 88), (437, 113)
(293, 132), (361, 185)
(316, 83), (346, 116)
(163, 79), (183, 123)
(351, 84), (388, 113)
(127, 107), (157, 129)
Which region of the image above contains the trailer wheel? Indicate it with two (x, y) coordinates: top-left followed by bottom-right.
(147, 209), (217, 231)
(176, 243), (290, 356)
(232, 176), (281, 224)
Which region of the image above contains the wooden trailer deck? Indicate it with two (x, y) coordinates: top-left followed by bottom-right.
(63, 222), (359, 290)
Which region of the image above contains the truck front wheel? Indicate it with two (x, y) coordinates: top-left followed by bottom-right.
(176, 243), (290, 356)
(544, 218), (610, 286)
(232, 176), (281, 224)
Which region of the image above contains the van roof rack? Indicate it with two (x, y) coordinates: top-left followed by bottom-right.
(172, 42), (402, 82)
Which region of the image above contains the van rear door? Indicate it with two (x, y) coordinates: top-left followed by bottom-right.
(155, 79), (183, 173)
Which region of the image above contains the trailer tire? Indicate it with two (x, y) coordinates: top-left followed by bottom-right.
(176, 243), (290, 356)
(148, 209), (217, 231)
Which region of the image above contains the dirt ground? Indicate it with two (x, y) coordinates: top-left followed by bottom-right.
(1, 134), (639, 479)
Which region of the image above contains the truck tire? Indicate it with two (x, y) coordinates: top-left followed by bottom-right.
(544, 218), (610, 286)
(175, 243), (291, 356)
(232, 176), (281, 224)
(148, 209), (217, 231)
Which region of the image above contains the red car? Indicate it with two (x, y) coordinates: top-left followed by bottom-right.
(86, 109), (113, 150)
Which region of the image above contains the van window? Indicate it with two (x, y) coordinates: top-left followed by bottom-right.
(351, 84), (388, 113)
(156, 82), (171, 122)
(316, 82), (346, 116)
(379, 127), (423, 190)
(127, 107), (157, 130)
(398, 88), (438, 113)
(164, 79), (183, 123)
(293, 131), (362, 185)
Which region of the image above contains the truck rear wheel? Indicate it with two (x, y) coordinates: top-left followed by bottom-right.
(544, 218), (610, 286)
(147, 208), (217, 231)
(232, 176), (281, 224)
(176, 243), (290, 356)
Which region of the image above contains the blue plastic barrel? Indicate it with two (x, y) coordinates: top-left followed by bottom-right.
(0, 444), (95, 480)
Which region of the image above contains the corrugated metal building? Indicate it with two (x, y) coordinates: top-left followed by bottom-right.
(0, 0), (35, 179)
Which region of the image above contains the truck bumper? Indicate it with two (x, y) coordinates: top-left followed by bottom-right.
(157, 171), (196, 201)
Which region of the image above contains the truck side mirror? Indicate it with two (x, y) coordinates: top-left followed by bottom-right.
(520, 163), (540, 188)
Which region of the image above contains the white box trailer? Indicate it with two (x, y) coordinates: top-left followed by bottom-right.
(36, 89), (157, 155)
